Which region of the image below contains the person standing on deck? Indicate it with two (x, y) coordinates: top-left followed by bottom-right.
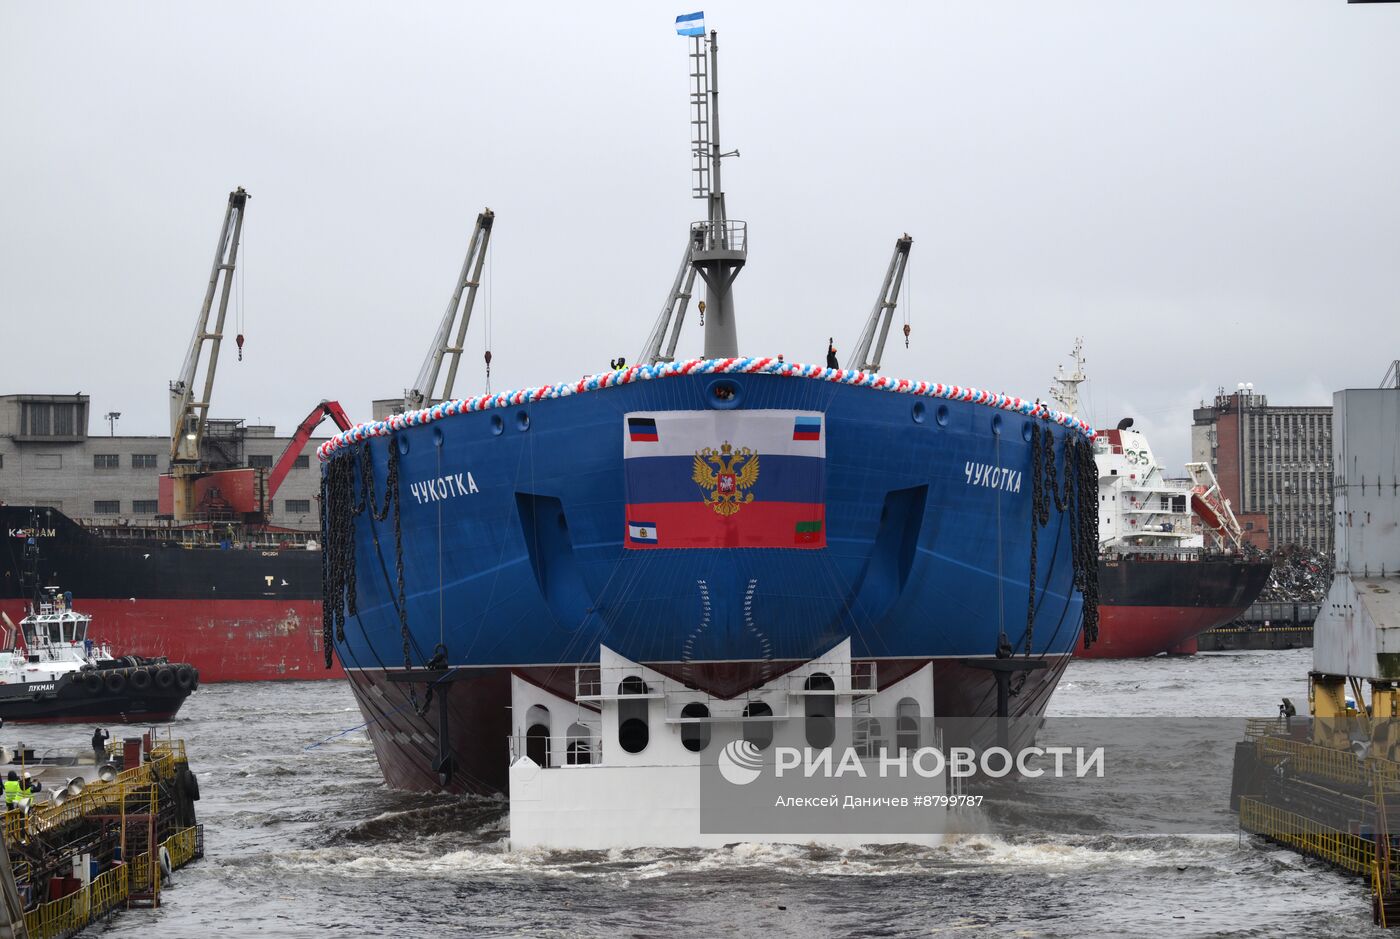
(91, 727), (109, 764)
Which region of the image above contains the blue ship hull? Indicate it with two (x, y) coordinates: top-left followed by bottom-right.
(321, 362), (1095, 793)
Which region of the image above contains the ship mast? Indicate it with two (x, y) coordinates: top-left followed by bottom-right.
(688, 29), (746, 358)
(1048, 338), (1087, 415)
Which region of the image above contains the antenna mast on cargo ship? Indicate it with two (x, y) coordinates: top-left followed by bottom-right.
(166, 187), (249, 519)
(645, 20), (746, 361)
(1049, 338), (1087, 416)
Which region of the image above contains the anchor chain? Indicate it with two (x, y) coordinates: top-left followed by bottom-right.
(320, 438), (405, 668)
(1024, 424), (1101, 662)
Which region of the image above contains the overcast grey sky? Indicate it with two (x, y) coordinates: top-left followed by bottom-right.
(2, 2), (1397, 469)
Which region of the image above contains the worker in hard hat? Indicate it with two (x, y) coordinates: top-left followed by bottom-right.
(3, 771), (24, 808)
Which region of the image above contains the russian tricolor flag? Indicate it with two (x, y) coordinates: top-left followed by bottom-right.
(623, 410), (826, 550)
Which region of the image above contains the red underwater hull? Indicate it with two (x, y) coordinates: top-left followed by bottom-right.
(1077, 604), (1241, 659)
(0, 598), (342, 683)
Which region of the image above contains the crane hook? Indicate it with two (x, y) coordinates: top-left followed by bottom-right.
(902, 323), (910, 349)
(236, 333), (245, 361)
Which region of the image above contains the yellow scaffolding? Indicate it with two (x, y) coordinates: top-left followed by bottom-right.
(15, 825), (202, 939)
(1239, 797), (1374, 876)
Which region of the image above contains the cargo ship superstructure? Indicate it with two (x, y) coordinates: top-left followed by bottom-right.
(1048, 344), (1270, 659)
(321, 29), (1100, 797)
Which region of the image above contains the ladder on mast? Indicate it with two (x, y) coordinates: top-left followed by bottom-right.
(850, 235), (913, 373)
(407, 208), (495, 409)
(689, 38), (711, 200)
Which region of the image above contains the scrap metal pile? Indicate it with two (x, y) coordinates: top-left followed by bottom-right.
(1258, 546), (1332, 603)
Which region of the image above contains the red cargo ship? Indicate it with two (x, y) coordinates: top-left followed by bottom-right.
(1046, 344), (1269, 659)
(1, 506), (336, 682)
(1076, 422), (1270, 659)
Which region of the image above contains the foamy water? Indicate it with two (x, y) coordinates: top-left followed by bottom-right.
(11, 648), (1373, 937)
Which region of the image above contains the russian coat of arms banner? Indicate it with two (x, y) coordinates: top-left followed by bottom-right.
(622, 410), (826, 550)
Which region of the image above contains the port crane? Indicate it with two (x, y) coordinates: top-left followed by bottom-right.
(160, 189), (353, 522)
(164, 187), (250, 520)
(406, 208), (494, 410)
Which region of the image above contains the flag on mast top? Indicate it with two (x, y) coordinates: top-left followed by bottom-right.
(675, 11), (705, 36)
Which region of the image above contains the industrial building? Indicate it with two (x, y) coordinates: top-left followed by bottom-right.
(0, 393), (328, 530)
(1190, 387), (1332, 553)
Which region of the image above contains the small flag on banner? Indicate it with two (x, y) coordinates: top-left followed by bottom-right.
(792, 416), (822, 441)
(675, 11), (705, 36)
(795, 520), (823, 545)
(628, 416), (659, 442)
(628, 521), (659, 544)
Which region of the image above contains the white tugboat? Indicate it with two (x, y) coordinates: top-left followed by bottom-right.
(0, 588), (198, 723)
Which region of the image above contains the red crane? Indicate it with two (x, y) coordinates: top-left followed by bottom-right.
(266, 400), (353, 503)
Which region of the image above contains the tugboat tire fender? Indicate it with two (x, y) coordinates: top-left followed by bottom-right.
(105, 670), (127, 693)
(159, 846), (173, 879)
(184, 770), (200, 801)
(155, 667), (176, 691)
(129, 668), (152, 691)
(83, 672), (104, 695)
(175, 666), (194, 690)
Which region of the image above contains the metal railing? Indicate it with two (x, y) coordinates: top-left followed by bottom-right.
(1254, 733), (1400, 788)
(1244, 717), (1291, 741)
(1239, 797), (1373, 876)
(22, 864), (129, 939)
(689, 219), (747, 255)
(508, 734), (601, 767)
(575, 662), (878, 703)
(5, 746), (184, 844)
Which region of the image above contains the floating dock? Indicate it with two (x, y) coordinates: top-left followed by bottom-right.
(1231, 385), (1400, 925)
(0, 732), (202, 938)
